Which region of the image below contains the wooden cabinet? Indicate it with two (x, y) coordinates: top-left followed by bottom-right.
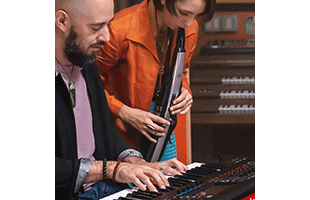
(190, 54), (255, 162)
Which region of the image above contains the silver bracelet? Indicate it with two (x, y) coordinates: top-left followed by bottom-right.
(117, 149), (143, 161)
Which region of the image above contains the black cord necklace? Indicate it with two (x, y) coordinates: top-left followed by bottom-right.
(55, 58), (77, 108)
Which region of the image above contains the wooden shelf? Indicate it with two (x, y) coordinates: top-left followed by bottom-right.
(191, 84), (255, 97)
(191, 113), (255, 124)
(191, 55), (255, 68)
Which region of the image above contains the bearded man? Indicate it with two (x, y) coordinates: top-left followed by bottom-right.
(55, 0), (187, 199)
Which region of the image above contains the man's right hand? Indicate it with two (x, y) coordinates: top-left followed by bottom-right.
(118, 105), (170, 143)
(112, 162), (169, 192)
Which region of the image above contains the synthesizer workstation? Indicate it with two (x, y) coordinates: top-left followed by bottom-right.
(101, 157), (255, 200)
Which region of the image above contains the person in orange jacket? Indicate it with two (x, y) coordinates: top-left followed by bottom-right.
(97, 0), (215, 161)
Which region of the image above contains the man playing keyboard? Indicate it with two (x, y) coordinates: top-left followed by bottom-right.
(55, 0), (187, 199)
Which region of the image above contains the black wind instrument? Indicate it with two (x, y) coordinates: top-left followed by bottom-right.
(141, 28), (186, 162)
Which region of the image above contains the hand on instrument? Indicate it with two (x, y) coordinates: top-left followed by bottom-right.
(118, 105), (171, 143)
(156, 158), (188, 175)
(142, 158), (188, 176)
(114, 162), (170, 192)
(170, 88), (193, 115)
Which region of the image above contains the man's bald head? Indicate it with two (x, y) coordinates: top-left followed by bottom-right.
(55, 0), (93, 24)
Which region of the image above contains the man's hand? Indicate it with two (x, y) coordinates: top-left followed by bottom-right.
(113, 162), (169, 192)
(124, 157), (188, 176)
(85, 158), (188, 192)
(170, 88), (193, 115)
(115, 157), (188, 192)
(118, 105), (170, 143)
(143, 158), (188, 176)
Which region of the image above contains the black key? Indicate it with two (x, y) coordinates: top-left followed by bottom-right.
(132, 191), (157, 198)
(193, 166), (217, 172)
(182, 172), (202, 179)
(118, 197), (140, 200)
(174, 175), (196, 182)
(127, 193), (152, 200)
(201, 163), (226, 169)
(200, 164), (224, 171)
(185, 170), (205, 176)
(175, 174), (198, 180)
(191, 167), (216, 174)
(168, 177), (187, 185)
(186, 169), (211, 176)
(139, 189), (163, 196)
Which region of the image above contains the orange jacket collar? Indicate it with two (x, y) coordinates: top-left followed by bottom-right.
(126, 0), (157, 61)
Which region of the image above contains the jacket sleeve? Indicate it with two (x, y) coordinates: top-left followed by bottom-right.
(55, 157), (80, 191)
(97, 21), (128, 116)
(181, 20), (199, 95)
(55, 75), (82, 194)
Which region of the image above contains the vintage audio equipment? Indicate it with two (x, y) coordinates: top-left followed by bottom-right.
(200, 39), (255, 55)
(101, 157), (255, 200)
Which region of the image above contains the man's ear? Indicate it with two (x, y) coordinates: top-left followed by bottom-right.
(55, 10), (70, 32)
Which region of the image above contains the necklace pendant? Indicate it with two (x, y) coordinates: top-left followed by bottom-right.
(69, 82), (76, 108)
(160, 66), (165, 74)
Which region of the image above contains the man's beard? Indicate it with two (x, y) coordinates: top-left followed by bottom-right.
(64, 27), (105, 67)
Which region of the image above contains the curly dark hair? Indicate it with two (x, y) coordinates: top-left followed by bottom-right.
(149, 0), (216, 22)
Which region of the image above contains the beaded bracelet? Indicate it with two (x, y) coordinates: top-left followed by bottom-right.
(112, 160), (121, 182)
(102, 158), (107, 180)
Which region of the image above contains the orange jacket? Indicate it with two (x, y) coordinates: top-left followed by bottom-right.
(97, 0), (198, 148)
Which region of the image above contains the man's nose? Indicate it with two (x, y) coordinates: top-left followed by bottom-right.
(98, 25), (110, 42)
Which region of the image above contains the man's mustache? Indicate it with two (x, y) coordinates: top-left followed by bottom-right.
(90, 41), (105, 48)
